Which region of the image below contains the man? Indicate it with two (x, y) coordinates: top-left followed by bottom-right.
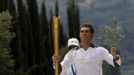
(53, 38), (80, 75)
(60, 38), (80, 75)
(54, 24), (121, 75)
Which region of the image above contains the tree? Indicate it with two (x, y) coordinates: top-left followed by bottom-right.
(67, 0), (80, 39)
(0, 0), (8, 12)
(0, 11), (15, 75)
(38, 2), (53, 75)
(97, 17), (124, 48)
(8, 0), (16, 16)
(14, 0), (29, 70)
(26, 0), (40, 66)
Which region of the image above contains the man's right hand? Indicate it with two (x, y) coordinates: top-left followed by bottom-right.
(52, 54), (59, 66)
(110, 47), (119, 60)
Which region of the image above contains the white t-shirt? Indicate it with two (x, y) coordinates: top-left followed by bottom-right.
(60, 47), (121, 75)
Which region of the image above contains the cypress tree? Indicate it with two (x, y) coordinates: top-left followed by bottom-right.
(67, 0), (80, 38)
(0, 0), (8, 12)
(26, 0), (40, 65)
(39, 2), (50, 75)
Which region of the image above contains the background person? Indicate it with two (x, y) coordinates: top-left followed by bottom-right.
(53, 38), (80, 75)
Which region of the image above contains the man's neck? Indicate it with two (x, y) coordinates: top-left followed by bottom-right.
(81, 41), (91, 50)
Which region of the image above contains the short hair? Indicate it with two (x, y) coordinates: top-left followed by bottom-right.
(80, 24), (95, 33)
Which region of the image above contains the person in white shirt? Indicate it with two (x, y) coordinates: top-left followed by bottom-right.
(54, 24), (121, 75)
(60, 38), (80, 75)
(53, 38), (80, 75)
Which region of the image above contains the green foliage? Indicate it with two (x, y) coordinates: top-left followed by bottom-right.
(0, 11), (15, 74)
(97, 17), (125, 48)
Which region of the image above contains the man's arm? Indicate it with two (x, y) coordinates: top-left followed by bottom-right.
(101, 47), (121, 67)
(52, 50), (74, 75)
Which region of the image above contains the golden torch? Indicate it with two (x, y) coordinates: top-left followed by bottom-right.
(52, 16), (60, 75)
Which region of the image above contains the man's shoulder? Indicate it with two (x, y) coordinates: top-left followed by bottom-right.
(96, 46), (106, 49)
(95, 46), (108, 52)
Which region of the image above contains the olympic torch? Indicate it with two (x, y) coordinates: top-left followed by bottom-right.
(52, 16), (60, 75)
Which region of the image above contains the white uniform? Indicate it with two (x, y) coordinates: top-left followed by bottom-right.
(60, 48), (77, 75)
(60, 38), (79, 75)
(60, 47), (121, 75)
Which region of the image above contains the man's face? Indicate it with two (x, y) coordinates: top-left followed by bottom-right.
(79, 27), (93, 41)
(69, 45), (77, 49)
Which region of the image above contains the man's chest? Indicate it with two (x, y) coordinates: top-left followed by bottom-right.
(73, 49), (102, 64)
